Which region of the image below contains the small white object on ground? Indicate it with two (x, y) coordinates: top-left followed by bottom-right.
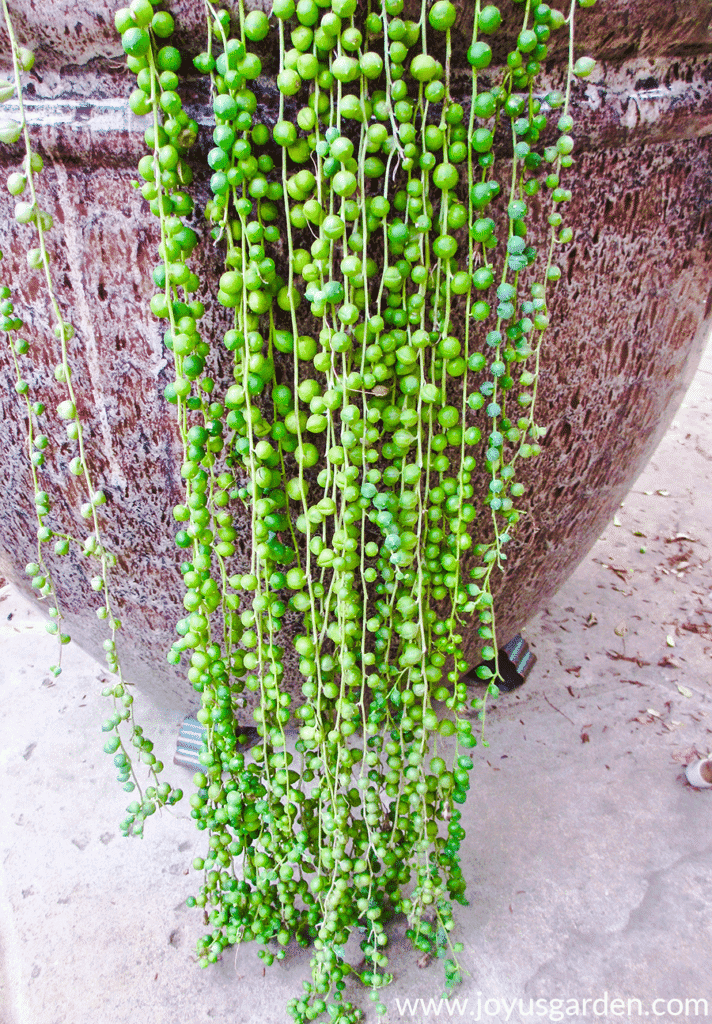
(686, 759), (712, 789)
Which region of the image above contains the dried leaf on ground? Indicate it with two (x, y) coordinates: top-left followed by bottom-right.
(681, 621), (712, 641)
(602, 564), (632, 581)
(658, 655), (680, 668)
(606, 650), (651, 666)
(671, 747), (705, 765)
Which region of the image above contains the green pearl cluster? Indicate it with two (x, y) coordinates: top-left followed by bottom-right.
(1, 273), (67, 670)
(1, 0), (182, 836)
(112, 0), (595, 1013)
(9, 0), (597, 1015)
(112, 0), (596, 1014)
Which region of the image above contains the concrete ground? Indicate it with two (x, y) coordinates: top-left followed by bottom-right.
(1, 340), (711, 1024)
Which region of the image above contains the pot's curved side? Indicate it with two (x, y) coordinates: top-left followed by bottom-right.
(489, 127), (712, 654)
(0, 3), (711, 713)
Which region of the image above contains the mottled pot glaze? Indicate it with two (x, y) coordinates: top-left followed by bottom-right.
(1, 1), (711, 713)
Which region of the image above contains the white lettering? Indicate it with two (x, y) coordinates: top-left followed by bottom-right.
(686, 999), (709, 1016)
(501, 997), (518, 1021)
(549, 999), (564, 1022)
(593, 992), (608, 1015)
(421, 999), (444, 1016)
(394, 999), (420, 1016)
(444, 998), (469, 1017)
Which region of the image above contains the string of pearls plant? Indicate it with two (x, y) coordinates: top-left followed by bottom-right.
(1, 0), (183, 836)
(2, 0), (596, 1018)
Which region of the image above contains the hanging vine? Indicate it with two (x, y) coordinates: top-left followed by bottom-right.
(2, 0), (597, 1018)
(1, 0), (183, 836)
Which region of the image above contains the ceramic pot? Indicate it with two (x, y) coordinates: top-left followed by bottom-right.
(1, 1), (711, 713)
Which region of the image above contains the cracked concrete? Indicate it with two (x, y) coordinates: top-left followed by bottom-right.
(1, 358), (711, 1023)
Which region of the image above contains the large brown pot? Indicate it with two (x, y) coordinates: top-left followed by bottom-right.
(1, 0), (711, 713)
